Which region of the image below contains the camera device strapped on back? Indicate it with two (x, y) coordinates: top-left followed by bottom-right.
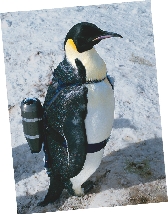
(21, 98), (43, 153)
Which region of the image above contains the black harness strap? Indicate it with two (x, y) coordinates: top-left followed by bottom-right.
(87, 138), (108, 153)
(85, 77), (106, 84)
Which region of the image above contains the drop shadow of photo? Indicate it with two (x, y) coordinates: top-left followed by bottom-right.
(90, 137), (166, 192)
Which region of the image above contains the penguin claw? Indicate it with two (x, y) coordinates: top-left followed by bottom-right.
(81, 180), (94, 194)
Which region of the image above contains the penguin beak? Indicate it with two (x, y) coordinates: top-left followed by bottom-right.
(93, 31), (123, 41)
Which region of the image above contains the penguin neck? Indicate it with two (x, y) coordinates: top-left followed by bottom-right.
(65, 40), (107, 82)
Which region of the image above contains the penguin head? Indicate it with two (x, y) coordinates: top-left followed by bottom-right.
(64, 22), (122, 53)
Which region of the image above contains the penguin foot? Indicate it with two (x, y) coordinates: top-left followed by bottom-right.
(37, 175), (64, 207)
(81, 180), (94, 194)
(64, 180), (75, 196)
(37, 196), (59, 207)
(37, 188), (63, 207)
(66, 180), (94, 196)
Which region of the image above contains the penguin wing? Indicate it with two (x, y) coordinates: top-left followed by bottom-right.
(46, 84), (88, 177)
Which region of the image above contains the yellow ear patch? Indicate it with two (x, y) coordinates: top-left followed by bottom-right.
(67, 39), (77, 51)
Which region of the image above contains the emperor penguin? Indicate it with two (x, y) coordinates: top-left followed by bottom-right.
(38, 22), (122, 206)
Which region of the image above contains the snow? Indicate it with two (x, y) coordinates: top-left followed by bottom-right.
(0, 0), (167, 213)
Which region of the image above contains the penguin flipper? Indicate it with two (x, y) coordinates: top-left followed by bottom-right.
(63, 109), (87, 178)
(46, 85), (88, 179)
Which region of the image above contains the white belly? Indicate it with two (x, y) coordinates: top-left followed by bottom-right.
(70, 78), (115, 196)
(85, 78), (115, 144)
(65, 44), (115, 195)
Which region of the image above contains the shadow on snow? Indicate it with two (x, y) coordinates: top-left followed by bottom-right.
(15, 136), (166, 212)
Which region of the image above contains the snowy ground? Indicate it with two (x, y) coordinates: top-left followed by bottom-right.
(0, 0), (167, 213)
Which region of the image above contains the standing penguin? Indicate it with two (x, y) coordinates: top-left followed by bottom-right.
(38, 22), (122, 206)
